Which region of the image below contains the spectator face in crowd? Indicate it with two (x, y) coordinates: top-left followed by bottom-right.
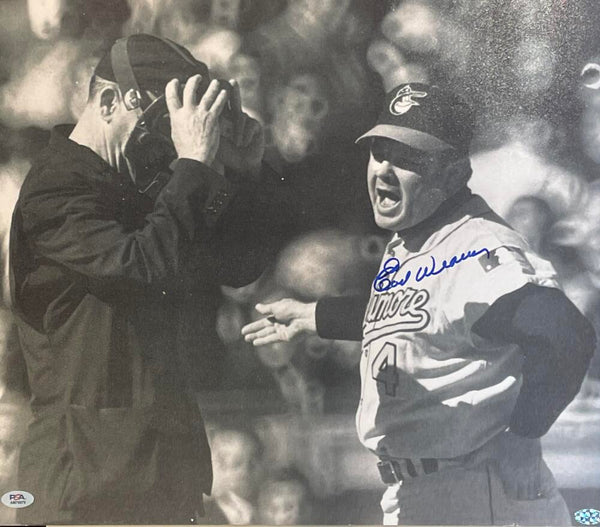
(256, 338), (297, 369)
(257, 475), (310, 525)
(505, 196), (554, 253)
(210, 428), (263, 502)
(271, 73), (330, 163)
(228, 54), (263, 119)
(27, 0), (68, 40)
(550, 183), (600, 281)
(287, 0), (351, 37)
(380, 0), (441, 54)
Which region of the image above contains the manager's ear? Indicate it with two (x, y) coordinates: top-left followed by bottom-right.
(98, 87), (119, 122)
(442, 154), (472, 191)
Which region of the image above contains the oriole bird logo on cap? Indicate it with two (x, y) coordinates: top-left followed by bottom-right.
(389, 85), (428, 116)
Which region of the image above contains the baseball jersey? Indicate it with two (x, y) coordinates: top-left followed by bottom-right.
(357, 194), (558, 459)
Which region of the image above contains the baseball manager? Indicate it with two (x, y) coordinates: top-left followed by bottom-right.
(243, 83), (596, 525)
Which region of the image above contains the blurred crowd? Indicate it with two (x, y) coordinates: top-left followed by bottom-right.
(1, 0), (600, 523)
(204, 425), (314, 524)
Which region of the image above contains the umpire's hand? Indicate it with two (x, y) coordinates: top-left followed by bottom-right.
(216, 79), (264, 173)
(242, 299), (317, 346)
(166, 75), (229, 166)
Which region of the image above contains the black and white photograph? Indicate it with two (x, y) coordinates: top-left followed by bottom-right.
(0, 0), (599, 525)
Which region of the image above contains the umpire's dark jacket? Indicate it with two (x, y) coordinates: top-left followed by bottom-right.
(9, 125), (288, 525)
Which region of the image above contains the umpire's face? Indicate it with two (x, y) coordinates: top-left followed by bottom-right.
(367, 137), (453, 232)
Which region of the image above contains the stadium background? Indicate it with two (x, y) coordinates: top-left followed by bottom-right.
(0, 0), (599, 523)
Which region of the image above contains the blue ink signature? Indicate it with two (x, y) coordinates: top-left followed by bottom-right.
(373, 247), (490, 292)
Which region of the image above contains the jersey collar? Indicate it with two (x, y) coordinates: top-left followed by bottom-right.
(388, 187), (489, 254)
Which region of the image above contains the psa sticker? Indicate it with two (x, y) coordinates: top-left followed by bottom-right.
(1, 491), (34, 508)
(575, 509), (600, 526)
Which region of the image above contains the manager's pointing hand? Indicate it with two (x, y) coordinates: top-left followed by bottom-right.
(241, 299), (317, 346)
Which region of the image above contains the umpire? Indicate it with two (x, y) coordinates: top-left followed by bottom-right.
(9, 34), (288, 525)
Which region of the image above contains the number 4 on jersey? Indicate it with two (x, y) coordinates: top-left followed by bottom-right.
(371, 342), (398, 397)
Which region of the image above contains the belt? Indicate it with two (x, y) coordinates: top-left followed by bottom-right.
(377, 458), (439, 484)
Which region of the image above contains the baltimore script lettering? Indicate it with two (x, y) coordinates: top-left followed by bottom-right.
(373, 247), (490, 292)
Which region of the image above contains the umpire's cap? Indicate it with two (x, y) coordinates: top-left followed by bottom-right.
(94, 34), (209, 111)
(356, 83), (475, 154)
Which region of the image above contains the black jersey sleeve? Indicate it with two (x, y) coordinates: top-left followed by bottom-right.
(315, 295), (369, 341)
(472, 283), (596, 438)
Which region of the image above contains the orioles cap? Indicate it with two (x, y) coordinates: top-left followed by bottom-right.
(356, 83), (475, 153)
